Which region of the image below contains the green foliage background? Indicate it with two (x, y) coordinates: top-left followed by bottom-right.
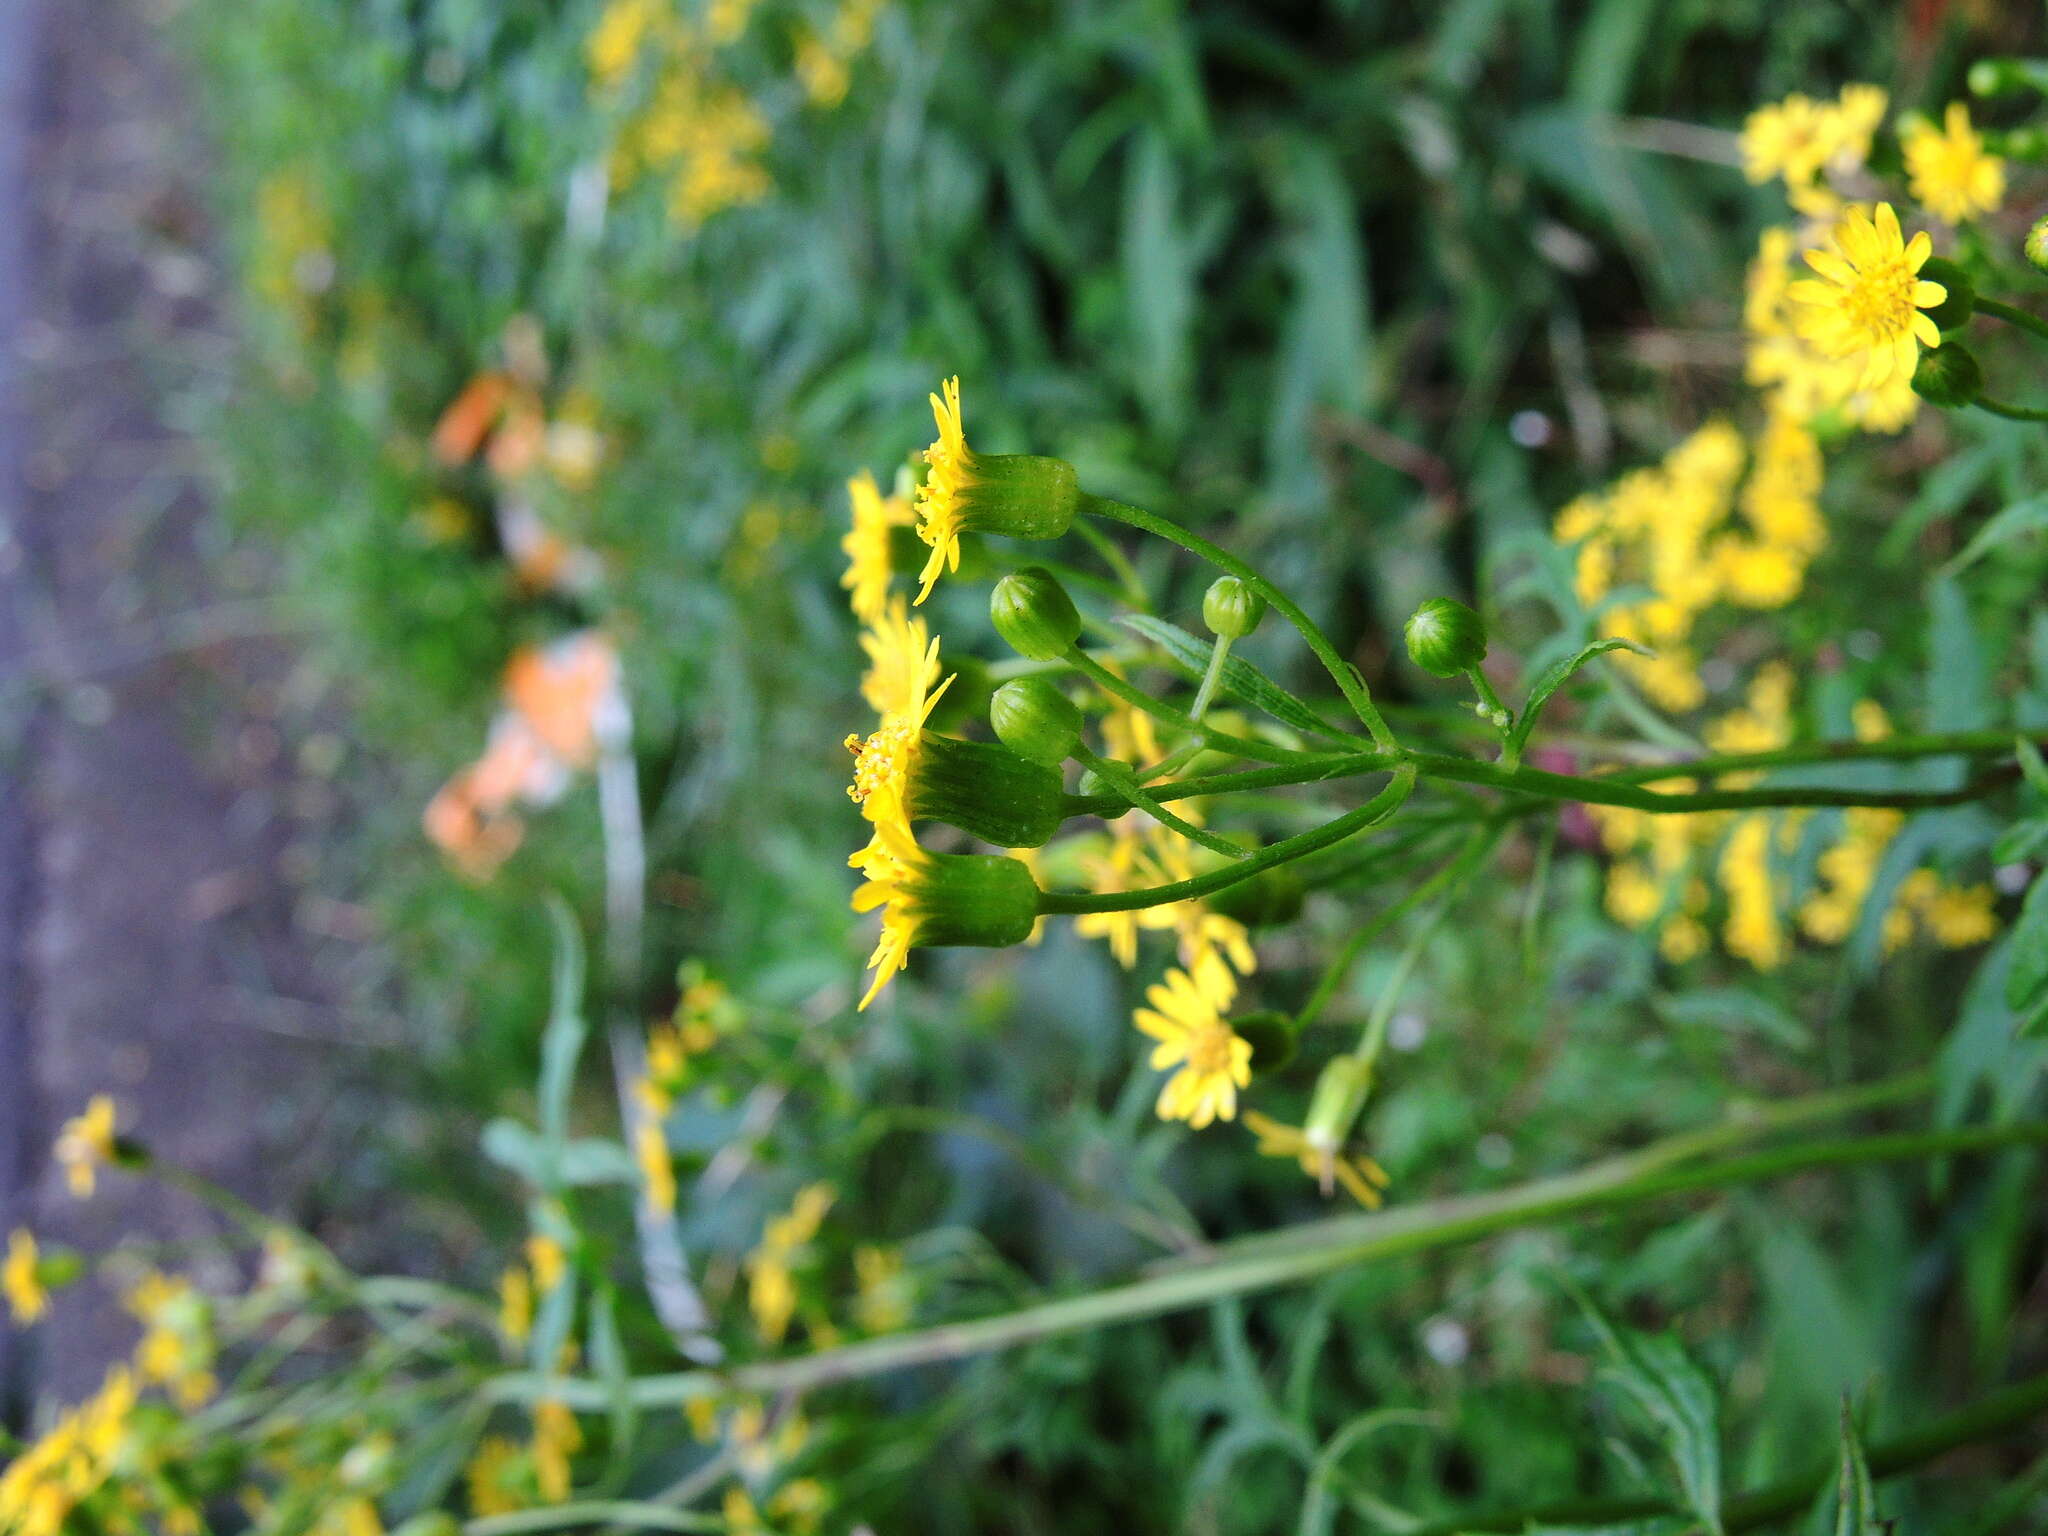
(168, 0), (2048, 1529)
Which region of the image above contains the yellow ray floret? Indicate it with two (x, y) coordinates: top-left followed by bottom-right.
(1133, 964), (1253, 1129)
(1788, 202), (1944, 391)
(912, 376), (973, 604)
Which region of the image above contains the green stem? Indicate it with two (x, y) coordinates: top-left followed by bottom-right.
(465, 1502), (721, 1535)
(1972, 393), (2048, 423)
(1066, 645), (1312, 767)
(1071, 515), (1150, 610)
(1976, 295), (2048, 344)
(1081, 494), (1398, 750)
(1607, 729), (2026, 784)
(483, 1112), (2034, 1415)
(1410, 1369), (2048, 1536)
(1038, 768), (1416, 914)
(1295, 830), (1493, 1032)
(1352, 832), (1498, 1063)
(1189, 633), (1234, 721)
(1074, 747), (1247, 860)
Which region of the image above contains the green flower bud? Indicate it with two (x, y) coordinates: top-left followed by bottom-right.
(1911, 342), (1983, 408)
(907, 734), (1067, 848)
(1303, 1055), (1374, 1159)
(38, 1246), (86, 1289)
(1918, 257), (1975, 330)
(1075, 759), (1126, 799)
(990, 566), (1082, 660)
(1202, 576), (1266, 640)
(1232, 1010), (1298, 1076)
(1971, 58), (2048, 100)
(1403, 597), (1487, 678)
(990, 677), (1083, 766)
(1206, 866), (1305, 928)
(2026, 215), (2048, 276)
(907, 849), (1041, 949)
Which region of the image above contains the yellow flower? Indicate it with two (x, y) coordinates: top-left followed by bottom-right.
(1904, 103), (2006, 224)
(54, 1094), (118, 1199)
(747, 1183), (834, 1343)
(858, 597), (942, 720)
(770, 1477), (831, 1534)
(4, 1229), (46, 1324)
(532, 1399), (583, 1503)
(1133, 966), (1253, 1128)
(853, 1244), (911, 1334)
(526, 1234), (567, 1293)
(912, 376), (973, 603)
(635, 1120), (677, 1216)
(466, 1437), (524, 1517)
(1740, 93), (1839, 188)
(1788, 203), (1944, 390)
(796, 31), (851, 107)
(844, 622), (954, 825)
(126, 1271), (217, 1409)
(1907, 875), (1999, 948)
(1719, 814), (1785, 970)
(1242, 1112), (1390, 1208)
(499, 1265), (534, 1345)
(840, 469), (913, 623)
(586, 0), (663, 91)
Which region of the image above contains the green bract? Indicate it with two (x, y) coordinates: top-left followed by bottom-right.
(1912, 342), (1983, 407)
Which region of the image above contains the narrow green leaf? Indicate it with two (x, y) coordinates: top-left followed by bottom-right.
(1832, 1398), (1881, 1536)
(538, 894), (591, 1167)
(1507, 638), (1650, 757)
(1119, 614), (1353, 742)
(1926, 575), (1992, 733)
(1940, 492), (2048, 577)
(2006, 875), (2048, 1014)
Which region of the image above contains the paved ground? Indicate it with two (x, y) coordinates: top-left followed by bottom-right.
(0, 0), (357, 1412)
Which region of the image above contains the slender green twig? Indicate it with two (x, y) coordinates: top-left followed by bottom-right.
(482, 1112), (2038, 1415)
(1606, 729), (2027, 784)
(1973, 394), (2048, 423)
(1071, 515), (1150, 610)
(1975, 295), (2048, 344)
(1074, 746), (1248, 859)
(1066, 645), (1315, 766)
(465, 1501), (722, 1535)
(1189, 632), (1234, 720)
(1038, 769), (1416, 914)
(1081, 495), (1397, 750)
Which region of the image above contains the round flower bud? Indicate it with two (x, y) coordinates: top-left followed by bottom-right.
(1403, 597), (1488, 678)
(1917, 257), (1975, 330)
(2026, 215), (2048, 276)
(1202, 576), (1266, 640)
(1911, 342), (1983, 408)
(1303, 1054), (1374, 1158)
(907, 734), (1067, 848)
(1232, 1010), (1298, 1076)
(990, 677), (1083, 766)
(1075, 759), (1126, 799)
(990, 566), (1082, 660)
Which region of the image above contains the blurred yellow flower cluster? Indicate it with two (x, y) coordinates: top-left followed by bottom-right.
(1558, 418), (1822, 713)
(589, 0), (887, 228)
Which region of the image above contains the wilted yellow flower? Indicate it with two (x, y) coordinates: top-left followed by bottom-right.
(1903, 103), (2006, 224)
(1243, 1112), (1390, 1208)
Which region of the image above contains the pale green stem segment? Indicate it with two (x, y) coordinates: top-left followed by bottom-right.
(465, 1502), (722, 1535)
(1189, 632), (1234, 720)
(1074, 747), (1247, 860)
(1081, 494), (1399, 751)
(1038, 768), (1417, 915)
(1065, 645), (1311, 767)
(1465, 666), (1516, 765)
(1350, 830), (1500, 1066)
(1071, 514), (1150, 610)
(485, 1099), (2031, 1417)
(1975, 295), (2048, 344)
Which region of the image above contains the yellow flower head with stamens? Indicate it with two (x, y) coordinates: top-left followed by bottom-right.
(4, 1229), (47, 1324)
(1788, 203), (1943, 390)
(54, 1094), (118, 1200)
(858, 597), (941, 719)
(912, 376), (972, 603)
(1242, 1112), (1391, 1209)
(849, 817), (929, 1009)
(840, 469), (912, 623)
(848, 816), (1037, 1009)
(845, 622), (954, 825)
(1903, 103), (2006, 225)
(1740, 92), (1838, 188)
(1133, 965), (1253, 1129)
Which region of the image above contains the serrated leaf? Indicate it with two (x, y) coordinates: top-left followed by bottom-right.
(1119, 614), (1352, 742)
(1832, 1398), (1881, 1536)
(2005, 874), (2048, 1014)
(1576, 1293), (1724, 1535)
(1507, 637), (1650, 757)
